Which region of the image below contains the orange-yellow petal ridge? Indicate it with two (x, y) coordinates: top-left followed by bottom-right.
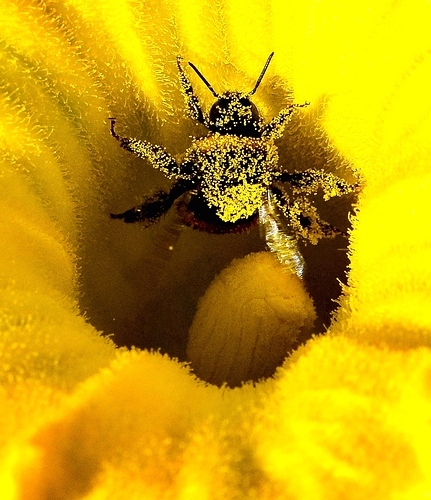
(1, 0), (431, 498)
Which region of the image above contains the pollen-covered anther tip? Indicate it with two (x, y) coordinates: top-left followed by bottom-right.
(186, 252), (316, 387)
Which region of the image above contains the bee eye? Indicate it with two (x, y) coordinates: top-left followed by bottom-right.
(208, 98), (230, 119)
(249, 102), (260, 123)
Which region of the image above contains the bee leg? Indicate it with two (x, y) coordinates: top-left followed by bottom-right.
(111, 179), (195, 224)
(271, 187), (345, 244)
(279, 169), (360, 199)
(109, 118), (182, 179)
(176, 56), (208, 126)
(261, 102), (309, 139)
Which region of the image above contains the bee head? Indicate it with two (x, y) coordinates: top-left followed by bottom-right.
(188, 52), (274, 138)
(208, 92), (260, 137)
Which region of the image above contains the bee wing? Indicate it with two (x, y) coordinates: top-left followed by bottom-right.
(258, 189), (305, 278)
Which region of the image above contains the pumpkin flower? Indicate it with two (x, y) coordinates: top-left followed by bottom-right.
(2, 0), (431, 498)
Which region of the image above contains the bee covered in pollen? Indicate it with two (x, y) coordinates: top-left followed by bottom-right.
(109, 52), (359, 277)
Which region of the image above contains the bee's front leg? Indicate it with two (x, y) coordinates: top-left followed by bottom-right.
(109, 118), (182, 179)
(176, 56), (209, 126)
(261, 102), (310, 139)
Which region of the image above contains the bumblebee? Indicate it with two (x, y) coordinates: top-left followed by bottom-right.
(110, 53), (358, 259)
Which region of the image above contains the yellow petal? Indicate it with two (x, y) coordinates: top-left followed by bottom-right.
(2, 0), (431, 498)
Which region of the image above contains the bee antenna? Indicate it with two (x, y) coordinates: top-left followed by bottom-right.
(248, 52), (274, 96)
(188, 61), (219, 98)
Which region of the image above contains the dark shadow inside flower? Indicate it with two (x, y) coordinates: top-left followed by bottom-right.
(78, 93), (358, 387)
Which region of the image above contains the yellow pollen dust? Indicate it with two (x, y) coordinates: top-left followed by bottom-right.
(185, 133), (279, 222)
